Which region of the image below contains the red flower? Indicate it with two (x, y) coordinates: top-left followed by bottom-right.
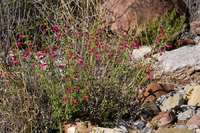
(165, 44), (172, 49)
(89, 48), (94, 54)
(75, 87), (80, 91)
(95, 56), (100, 61)
(137, 66), (142, 69)
(67, 53), (73, 61)
(145, 75), (152, 79)
(83, 96), (88, 103)
(74, 74), (78, 79)
(63, 99), (67, 103)
(67, 90), (71, 95)
(85, 43), (90, 47)
(40, 24), (45, 27)
(160, 29), (163, 34)
(78, 58), (83, 64)
(120, 45), (127, 50)
(19, 35), (23, 39)
(72, 99), (77, 104)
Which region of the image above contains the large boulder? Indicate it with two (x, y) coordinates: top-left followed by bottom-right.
(101, 0), (187, 36)
(153, 45), (200, 86)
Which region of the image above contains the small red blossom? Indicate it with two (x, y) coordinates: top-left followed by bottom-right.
(5, 82), (9, 87)
(165, 44), (172, 49)
(78, 58), (83, 64)
(59, 64), (66, 67)
(75, 88), (80, 91)
(56, 32), (62, 39)
(13, 60), (19, 66)
(145, 75), (152, 79)
(67, 53), (73, 61)
(160, 29), (163, 34)
(19, 35), (23, 39)
(31, 63), (35, 67)
(72, 99), (77, 104)
(51, 53), (57, 58)
(67, 89), (71, 95)
(74, 74), (78, 79)
(40, 23), (45, 27)
(120, 45), (127, 50)
(95, 56), (100, 61)
(89, 48), (94, 54)
(42, 29), (47, 34)
(137, 66), (142, 69)
(51, 25), (58, 31)
(78, 32), (82, 35)
(161, 35), (168, 38)
(83, 96), (88, 103)
(132, 44), (139, 49)
(63, 99), (67, 103)
(156, 38), (160, 43)
(85, 43), (90, 47)
(149, 67), (154, 71)
(110, 52), (114, 58)
(9, 55), (17, 59)
(38, 52), (45, 57)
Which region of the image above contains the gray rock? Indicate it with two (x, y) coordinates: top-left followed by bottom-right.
(142, 127), (154, 133)
(131, 46), (152, 61)
(157, 91), (184, 111)
(132, 120), (147, 130)
(92, 127), (125, 133)
(177, 108), (195, 121)
(153, 45), (200, 85)
(175, 125), (188, 129)
(114, 122), (130, 133)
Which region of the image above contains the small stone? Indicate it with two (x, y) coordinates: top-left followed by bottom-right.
(155, 128), (195, 133)
(68, 127), (77, 133)
(92, 127), (123, 133)
(186, 110), (200, 130)
(159, 92), (184, 111)
(151, 110), (176, 128)
(175, 125), (188, 129)
(131, 46), (151, 60)
(133, 120), (147, 129)
(183, 86), (200, 106)
(142, 127), (154, 133)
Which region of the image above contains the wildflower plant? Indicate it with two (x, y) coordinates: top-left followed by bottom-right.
(0, 1), (187, 132)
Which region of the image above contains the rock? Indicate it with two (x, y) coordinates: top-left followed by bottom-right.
(114, 122), (130, 133)
(186, 110), (200, 129)
(132, 120), (147, 130)
(67, 127), (77, 133)
(158, 91), (184, 111)
(183, 86), (200, 106)
(140, 101), (160, 120)
(131, 46), (151, 61)
(138, 82), (174, 102)
(63, 121), (95, 133)
(187, 0), (200, 22)
(101, 0), (186, 37)
(142, 127), (154, 133)
(177, 106), (196, 121)
(175, 125), (188, 129)
(154, 128), (195, 133)
(151, 110), (176, 128)
(92, 127), (125, 133)
(190, 18), (200, 35)
(153, 45), (200, 85)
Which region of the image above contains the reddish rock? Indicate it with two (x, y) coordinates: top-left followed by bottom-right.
(138, 82), (174, 103)
(186, 110), (200, 129)
(151, 110), (176, 128)
(190, 18), (200, 35)
(102, 0), (186, 36)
